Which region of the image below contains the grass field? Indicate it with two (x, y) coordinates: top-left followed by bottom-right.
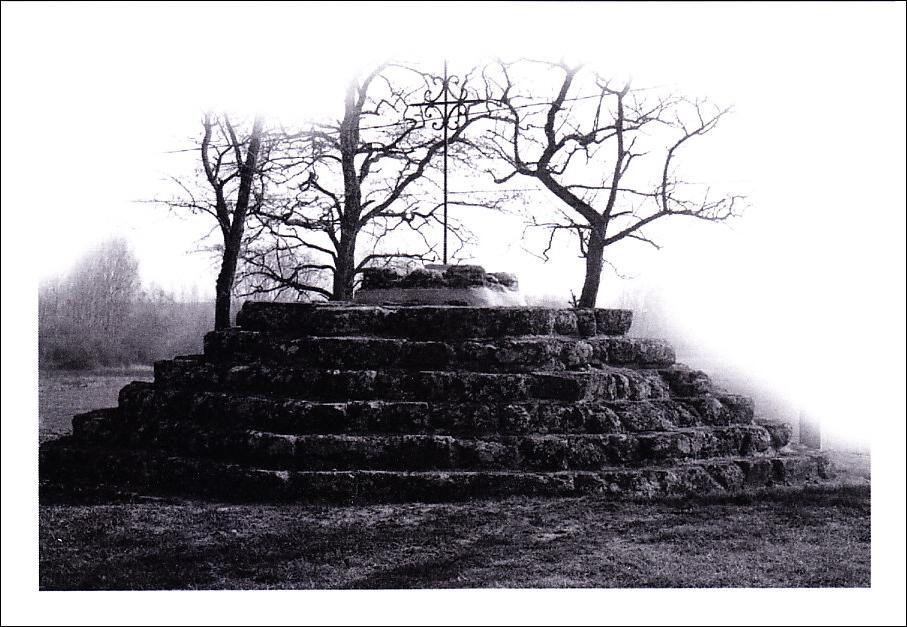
(38, 369), (871, 590)
(38, 367), (152, 443)
(39, 486), (870, 590)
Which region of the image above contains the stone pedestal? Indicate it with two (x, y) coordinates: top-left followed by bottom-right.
(355, 264), (525, 306)
(39, 298), (831, 504)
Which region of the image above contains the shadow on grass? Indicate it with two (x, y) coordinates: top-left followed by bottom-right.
(40, 484), (871, 590)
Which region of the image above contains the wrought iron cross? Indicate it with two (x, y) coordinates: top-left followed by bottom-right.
(412, 60), (483, 265)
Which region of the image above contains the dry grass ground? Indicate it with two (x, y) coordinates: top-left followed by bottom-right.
(38, 370), (871, 590)
(39, 486), (870, 590)
(38, 368), (152, 442)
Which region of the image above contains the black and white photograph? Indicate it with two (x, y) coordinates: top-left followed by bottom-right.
(1, 1), (904, 625)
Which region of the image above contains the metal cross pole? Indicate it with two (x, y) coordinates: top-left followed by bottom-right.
(411, 60), (483, 265)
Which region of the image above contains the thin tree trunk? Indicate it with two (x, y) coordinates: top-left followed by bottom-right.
(331, 229), (357, 301)
(213, 116), (264, 330)
(578, 229), (606, 308)
(214, 243), (239, 329)
(332, 83), (362, 302)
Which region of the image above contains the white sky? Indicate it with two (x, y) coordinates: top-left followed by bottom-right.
(1, 2), (906, 622)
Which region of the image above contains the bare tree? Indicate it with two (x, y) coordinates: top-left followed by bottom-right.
(168, 113), (268, 329)
(482, 60), (744, 307)
(66, 238), (140, 333)
(39, 238), (141, 368)
(233, 240), (329, 301)
(242, 63), (496, 301)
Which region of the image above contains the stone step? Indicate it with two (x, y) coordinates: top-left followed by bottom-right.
(39, 441), (830, 503)
(203, 330), (675, 372)
(134, 425), (788, 471)
(235, 302), (633, 339)
(117, 383), (757, 436)
(71, 408), (121, 443)
(153, 360), (673, 402)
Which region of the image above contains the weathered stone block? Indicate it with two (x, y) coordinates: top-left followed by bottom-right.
(153, 359), (675, 403)
(757, 420), (793, 449)
(700, 460), (746, 490)
(772, 455), (823, 483)
(442, 264), (487, 287)
(71, 408), (120, 444)
(360, 267), (407, 290)
(158, 426), (786, 471)
(601, 337), (676, 367)
(235, 302), (633, 339)
(40, 439), (831, 504)
(660, 365), (713, 396)
(116, 384), (760, 443)
(574, 309), (598, 337)
(735, 458), (776, 486)
(205, 331), (676, 373)
(356, 266), (524, 305)
(399, 268), (446, 289)
(595, 309), (634, 336)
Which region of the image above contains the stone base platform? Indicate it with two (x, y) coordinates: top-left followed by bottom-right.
(355, 265), (525, 306)
(40, 439), (829, 504)
(39, 301), (831, 504)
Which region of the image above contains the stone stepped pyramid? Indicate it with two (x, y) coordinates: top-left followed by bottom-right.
(40, 301), (830, 503)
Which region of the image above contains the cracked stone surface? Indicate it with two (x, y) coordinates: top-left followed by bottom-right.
(40, 302), (827, 503)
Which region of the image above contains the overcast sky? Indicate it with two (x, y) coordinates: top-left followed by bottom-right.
(2, 2), (905, 443)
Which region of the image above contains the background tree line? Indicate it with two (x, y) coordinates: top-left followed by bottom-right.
(38, 238), (213, 369)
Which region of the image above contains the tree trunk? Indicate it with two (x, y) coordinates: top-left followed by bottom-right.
(331, 82), (363, 302)
(578, 229), (606, 308)
(214, 243), (239, 329)
(213, 116), (264, 330)
(331, 228), (357, 301)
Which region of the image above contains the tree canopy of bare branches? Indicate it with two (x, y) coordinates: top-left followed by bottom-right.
(240, 63), (498, 301)
(168, 113), (268, 328)
(481, 60), (744, 307)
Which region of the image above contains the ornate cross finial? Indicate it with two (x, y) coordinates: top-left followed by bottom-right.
(411, 60), (483, 265)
